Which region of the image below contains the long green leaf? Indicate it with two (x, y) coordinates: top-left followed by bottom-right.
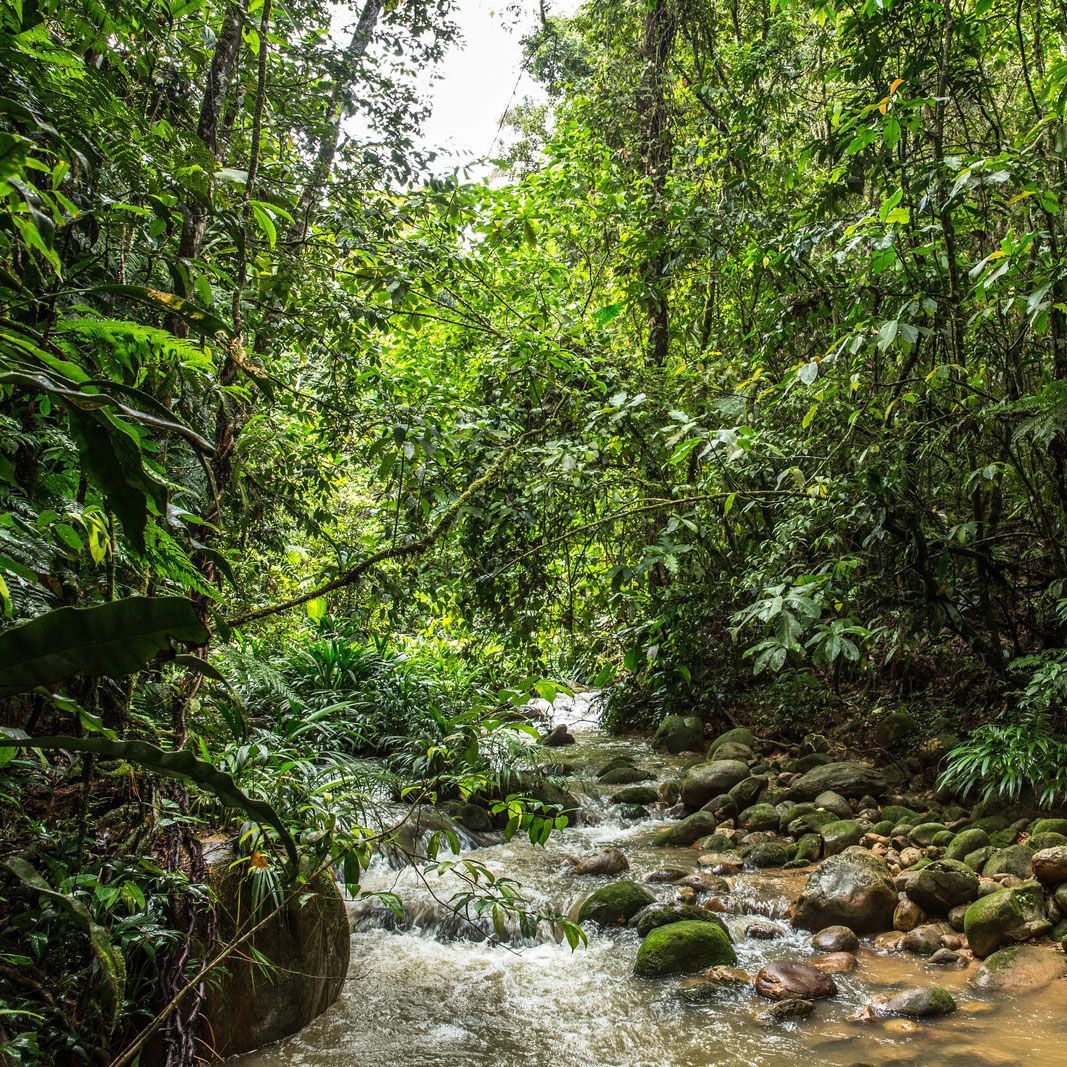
(5, 734), (298, 876)
(0, 596), (209, 694)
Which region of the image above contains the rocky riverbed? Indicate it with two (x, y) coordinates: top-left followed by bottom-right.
(237, 696), (1067, 1066)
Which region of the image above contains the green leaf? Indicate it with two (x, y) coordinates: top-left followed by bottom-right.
(0, 596), (209, 695)
(89, 285), (233, 339)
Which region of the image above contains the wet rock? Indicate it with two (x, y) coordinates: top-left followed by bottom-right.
(811, 925), (858, 952)
(578, 881), (656, 926)
(813, 790), (853, 819)
(738, 803), (780, 832)
(981, 844), (1035, 881)
(570, 848), (629, 877)
(963, 882), (1050, 956)
(874, 710), (918, 747)
(908, 822), (950, 847)
(810, 952), (857, 973)
(1031, 817), (1067, 837)
(926, 947), (967, 968)
(695, 833), (735, 852)
(971, 943), (1067, 992)
(713, 741), (756, 762)
(542, 723), (576, 747)
(652, 810), (720, 848)
(699, 794), (738, 821)
(893, 895), (926, 932)
(745, 920), (784, 940)
(820, 819), (866, 857)
(703, 964), (751, 985)
(676, 871), (731, 893)
(442, 801), (493, 833)
(1032, 846), (1067, 884)
(202, 856), (350, 1058)
(1029, 832), (1067, 851)
(793, 832), (823, 865)
(696, 852), (744, 875)
(746, 842), (791, 869)
(633, 920), (737, 977)
(652, 714), (705, 754)
(708, 727), (757, 756)
(870, 986), (956, 1018)
(792, 850), (898, 934)
(633, 902), (728, 939)
(611, 786), (659, 806)
(728, 775), (768, 809)
(786, 762), (887, 802)
(755, 961), (837, 1001)
(944, 827), (990, 863)
(905, 859), (980, 914)
(947, 903), (968, 931)
(757, 998), (815, 1024)
(644, 867), (689, 884)
(680, 760), (750, 808)
(901, 923), (944, 956)
(599, 765), (651, 785)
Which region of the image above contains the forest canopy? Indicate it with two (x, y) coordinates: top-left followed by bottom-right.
(3, 0), (1067, 1061)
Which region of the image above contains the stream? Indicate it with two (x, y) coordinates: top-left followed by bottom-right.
(237, 695), (1067, 1066)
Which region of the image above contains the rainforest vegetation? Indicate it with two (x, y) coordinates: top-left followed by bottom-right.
(4, 0), (1067, 1061)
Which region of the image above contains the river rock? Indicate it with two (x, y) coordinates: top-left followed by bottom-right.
(793, 833), (823, 865)
(908, 822), (950, 846)
(811, 925), (858, 952)
(611, 786), (659, 806)
(644, 867), (689, 884)
(652, 714), (705, 754)
(713, 741), (756, 762)
(820, 819), (866, 857)
(708, 727), (757, 756)
(972, 943), (1067, 992)
(926, 947), (967, 968)
(738, 803), (780, 832)
(599, 765), (651, 785)
(680, 760), (750, 808)
(633, 902), (728, 939)
(677, 871), (731, 893)
(904, 859), (979, 914)
(757, 999), (815, 1024)
(811, 952), (857, 973)
(893, 895), (926, 932)
(542, 724), (575, 747)
(787, 810), (838, 836)
(729, 775), (768, 809)
(944, 827), (990, 862)
(696, 852), (743, 875)
(570, 848), (629, 877)
(578, 881), (655, 926)
(1032, 846), (1067, 884)
(653, 810), (720, 848)
(700, 794), (738, 821)
(633, 920), (736, 977)
(201, 856), (350, 1058)
(901, 923), (946, 956)
(1032, 818), (1067, 837)
(755, 961), (837, 1001)
(792, 850), (897, 933)
(963, 882), (1049, 956)
(870, 986), (956, 1018)
(746, 920), (784, 940)
(814, 790), (853, 819)
(747, 842), (791, 869)
(981, 844), (1034, 880)
(786, 762), (887, 802)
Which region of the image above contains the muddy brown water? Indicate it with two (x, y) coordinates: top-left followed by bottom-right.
(237, 696), (1067, 1066)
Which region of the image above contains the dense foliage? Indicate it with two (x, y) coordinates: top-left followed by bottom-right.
(4, 0), (1067, 1060)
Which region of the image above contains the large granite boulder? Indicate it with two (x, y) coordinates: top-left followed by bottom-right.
(791, 849), (897, 933)
(680, 760), (750, 808)
(786, 762), (887, 802)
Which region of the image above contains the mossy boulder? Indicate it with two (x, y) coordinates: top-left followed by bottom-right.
(599, 765), (651, 785)
(633, 902), (729, 939)
(881, 805), (918, 825)
(820, 819), (866, 857)
(908, 822), (951, 846)
(972, 943), (1067, 992)
(813, 790), (853, 819)
(708, 727), (757, 756)
(792, 850), (897, 933)
(201, 856), (350, 1058)
(988, 827), (1020, 849)
(981, 844), (1034, 881)
(652, 810), (720, 848)
(729, 775), (768, 809)
(873, 710), (919, 747)
(1029, 832), (1067, 852)
(793, 833), (823, 865)
(905, 859), (979, 915)
(1031, 818), (1067, 837)
(787, 810), (838, 837)
(747, 842), (791, 869)
(786, 761), (887, 802)
(633, 920), (736, 977)
(611, 786), (659, 806)
(680, 760), (750, 808)
(944, 826), (990, 862)
(738, 803), (780, 833)
(713, 741), (755, 762)
(871, 986), (956, 1018)
(652, 714), (706, 754)
(578, 881), (656, 926)
(963, 882), (1050, 957)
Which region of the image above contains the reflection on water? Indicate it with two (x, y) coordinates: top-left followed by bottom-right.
(237, 694), (1067, 1067)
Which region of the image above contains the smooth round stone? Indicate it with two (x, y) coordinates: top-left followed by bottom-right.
(755, 961), (837, 1001)
(757, 999), (815, 1024)
(810, 952), (857, 973)
(811, 925), (858, 953)
(746, 921), (784, 940)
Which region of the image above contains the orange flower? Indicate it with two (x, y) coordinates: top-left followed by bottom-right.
(250, 851), (270, 869)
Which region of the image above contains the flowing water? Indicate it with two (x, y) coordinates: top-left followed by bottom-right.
(238, 696), (1067, 1066)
